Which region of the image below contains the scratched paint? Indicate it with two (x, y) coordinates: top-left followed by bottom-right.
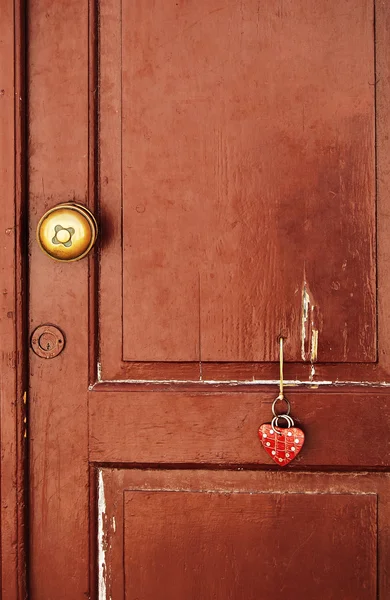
(301, 279), (320, 367)
(98, 469), (107, 600)
(301, 281), (311, 361)
(309, 328), (319, 381)
(97, 361), (102, 382)
(90, 374), (390, 389)
(311, 328), (319, 363)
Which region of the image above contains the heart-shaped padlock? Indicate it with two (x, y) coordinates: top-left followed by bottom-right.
(258, 337), (306, 466)
(259, 414), (305, 466)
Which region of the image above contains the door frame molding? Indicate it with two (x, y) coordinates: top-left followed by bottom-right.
(0, 0), (27, 597)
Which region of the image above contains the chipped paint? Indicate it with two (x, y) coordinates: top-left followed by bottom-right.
(111, 483), (382, 495)
(301, 278), (320, 364)
(310, 328), (318, 363)
(309, 327), (319, 381)
(97, 361), (102, 383)
(112, 516), (116, 533)
(301, 281), (310, 361)
(91, 378), (390, 388)
(98, 469), (107, 600)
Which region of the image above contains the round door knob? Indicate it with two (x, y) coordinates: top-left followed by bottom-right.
(37, 203), (98, 262)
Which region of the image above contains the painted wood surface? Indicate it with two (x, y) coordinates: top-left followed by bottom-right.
(23, 0), (390, 598)
(27, 0), (90, 597)
(97, 0), (390, 385)
(100, 0), (376, 370)
(99, 469), (384, 599)
(0, 1), (27, 598)
(123, 491), (375, 598)
(89, 389), (390, 467)
(122, 0), (375, 363)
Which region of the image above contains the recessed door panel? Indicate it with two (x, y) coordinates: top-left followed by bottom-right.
(99, 0), (376, 377)
(98, 469), (380, 600)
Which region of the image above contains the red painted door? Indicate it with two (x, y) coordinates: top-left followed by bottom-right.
(26, 1), (390, 598)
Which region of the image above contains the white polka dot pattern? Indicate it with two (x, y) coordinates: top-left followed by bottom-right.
(258, 423), (305, 466)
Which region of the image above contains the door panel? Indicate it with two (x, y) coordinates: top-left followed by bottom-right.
(89, 390), (390, 467)
(99, 469), (384, 600)
(26, 1), (390, 599)
(99, 0), (377, 381)
(126, 492), (373, 599)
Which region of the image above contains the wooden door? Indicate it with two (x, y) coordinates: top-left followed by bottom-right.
(24, 0), (390, 598)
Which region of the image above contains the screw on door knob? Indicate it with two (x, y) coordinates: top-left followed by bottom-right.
(52, 224), (75, 247)
(36, 202), (98, 261)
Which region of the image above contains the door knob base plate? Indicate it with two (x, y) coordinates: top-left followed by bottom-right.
(31, 325), (65, 359)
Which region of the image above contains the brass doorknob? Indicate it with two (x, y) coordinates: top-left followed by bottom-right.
(37, 203), (98, 261)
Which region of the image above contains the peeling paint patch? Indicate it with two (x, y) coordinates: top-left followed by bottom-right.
(309, 328), (319, 381)
(98, 469), (107, 600)
(301, 281), (310, 361)
(311, 328), (318, 362)
(301, 278), (320, 365)
(309, 363), (316, 382)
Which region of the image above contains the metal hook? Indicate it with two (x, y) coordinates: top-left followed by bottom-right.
(278, 336), (284, 400)
(271, 338), (291, 418)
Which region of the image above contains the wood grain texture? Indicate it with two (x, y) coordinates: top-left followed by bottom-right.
(25, 1), (390, 597)
(0, 1), (27, 598)
(100, 0), (376, 365)
(28, 0), (90, 597)
(98, 469), (383, 599)
(89, 389), (390, 467)
(376, 0), (390, 378)
(124, 491), (375, 599)
(95, 0), (390, 382)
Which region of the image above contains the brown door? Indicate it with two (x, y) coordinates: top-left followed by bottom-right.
(24, 0), (390, 598)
